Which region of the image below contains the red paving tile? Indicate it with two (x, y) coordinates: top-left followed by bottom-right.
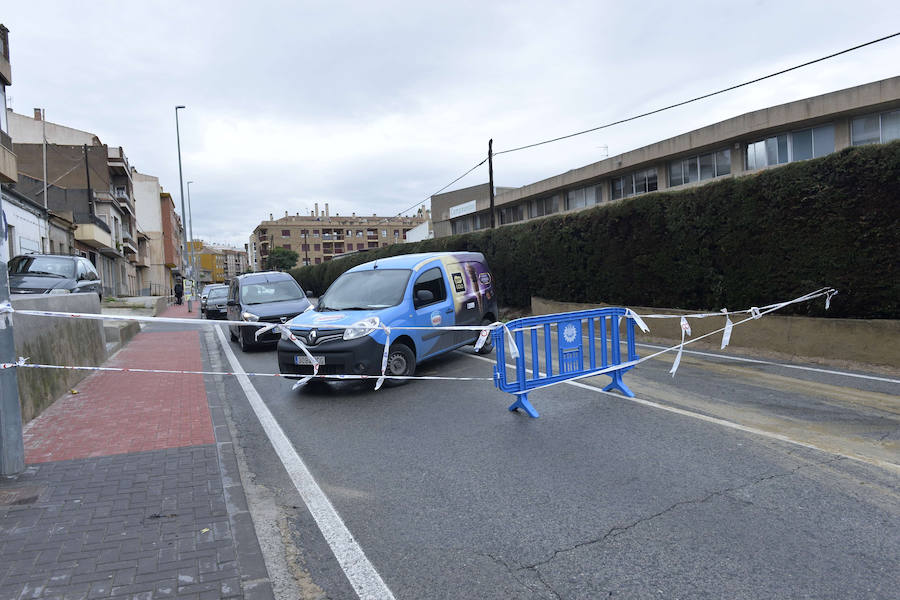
(23, 327), (214, 464)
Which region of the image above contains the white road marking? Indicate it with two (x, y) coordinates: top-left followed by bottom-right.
(214, 326), (396, 600)
(634, 342), (900, 385)
(465, 353), (900, 473)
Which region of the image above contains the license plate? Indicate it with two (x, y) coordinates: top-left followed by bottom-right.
(294, 355), (326, 365)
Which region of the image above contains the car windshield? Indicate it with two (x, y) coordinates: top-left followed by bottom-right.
(240, 280), (305, 304)
(208, 288), (228, 300)
(202, 285), (222, 296)
(8, 256), (75, 278)
(318, 269), (411, 310)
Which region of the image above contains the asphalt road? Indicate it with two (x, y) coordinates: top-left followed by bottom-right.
(208, 325), (900, 599)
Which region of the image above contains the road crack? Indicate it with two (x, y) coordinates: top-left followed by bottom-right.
(519, 456), (846, 574)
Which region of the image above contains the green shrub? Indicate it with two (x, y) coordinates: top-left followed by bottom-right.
(290, 141), (900, 319)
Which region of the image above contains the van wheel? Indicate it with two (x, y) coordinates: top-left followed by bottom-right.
(474, 318), (495, 355)
(383, 342), (415, 386)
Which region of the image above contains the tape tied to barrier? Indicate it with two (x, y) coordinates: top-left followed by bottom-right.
(0, 286), (838, 388)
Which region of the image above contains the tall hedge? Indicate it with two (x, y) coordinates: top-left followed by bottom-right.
(291, 141), (900, 319)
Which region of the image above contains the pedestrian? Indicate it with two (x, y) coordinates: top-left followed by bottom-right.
(174, 280), (184, 305)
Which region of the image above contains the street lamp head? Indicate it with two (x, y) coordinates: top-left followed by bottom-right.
(176, 105), (185, 110)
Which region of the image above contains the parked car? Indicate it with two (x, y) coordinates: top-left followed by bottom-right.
(277, 251), (497, 383)
(226, 271), (312, 351)
(200, 284), (227, 314)
(8, 254), (102, 299)
(204, 286), (229, 319)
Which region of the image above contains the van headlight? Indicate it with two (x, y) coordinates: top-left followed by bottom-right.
(241, 311), (259, 322)
(343, 316), (381, 340)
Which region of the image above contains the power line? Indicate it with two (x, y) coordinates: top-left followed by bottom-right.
(396, 157), (488, 216)
(494, 31), (900, 156)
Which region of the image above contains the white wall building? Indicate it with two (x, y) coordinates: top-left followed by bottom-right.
(1, 185), (47, 262)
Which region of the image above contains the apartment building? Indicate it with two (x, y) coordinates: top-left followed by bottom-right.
(9, 110), (150, 296)
(0, 25), (15, 185)
(160, 191), (184, 293)
(134, 169), (183, 295)
(432, 76), (900, 237)
(248, 203), (426, 271)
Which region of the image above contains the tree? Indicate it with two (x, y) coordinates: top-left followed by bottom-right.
(264, 247), (300, 271)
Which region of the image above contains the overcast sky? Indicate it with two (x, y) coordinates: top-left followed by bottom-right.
(3, 1), (898, 247)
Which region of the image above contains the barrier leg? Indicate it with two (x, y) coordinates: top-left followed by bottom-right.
(602, 369), (635, 397)
(508, 393), (540, 418)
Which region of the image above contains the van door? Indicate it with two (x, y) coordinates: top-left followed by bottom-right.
(448, 262), (481, 345)
(411, 266), (455, 359)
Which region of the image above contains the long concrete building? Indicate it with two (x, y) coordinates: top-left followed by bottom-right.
(432, 76), (900, 237)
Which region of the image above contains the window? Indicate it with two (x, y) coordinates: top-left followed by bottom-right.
(499, 204), (525, 225)
(611, 168), (657, 200)
(381, 229), (387, 237)
(413, 267), (446, 307)
(356, 230), (363, 237)
(746, 125), (835, 169)
(282, 244), (291, 250)
(314, 244), (320, 251)
(852, 110), (900, 146)
(0, 84), (7, 134)
(313, 230), (319, 237)
(565, 185), (599, 211)
(668, 149), (730, 187)
(281, 230), (290, 237)
(315, 258), (321, 264)
(301, 244), (309, 251)
(394, 230), (399, 237)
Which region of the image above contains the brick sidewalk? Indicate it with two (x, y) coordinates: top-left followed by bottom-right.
(0, 304), (274, 599)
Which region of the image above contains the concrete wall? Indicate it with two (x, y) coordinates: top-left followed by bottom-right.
(531, 297), (900, 370)
(11, 293), (107, 423)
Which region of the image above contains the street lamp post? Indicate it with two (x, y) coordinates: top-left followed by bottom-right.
(174, 105), (193, 311)
(187, 180), (198, 286)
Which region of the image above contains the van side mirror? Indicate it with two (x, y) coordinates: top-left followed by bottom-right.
(415, 289), (434, 306)
(227, 299), (237, 307)
(306, 290), (314, 297)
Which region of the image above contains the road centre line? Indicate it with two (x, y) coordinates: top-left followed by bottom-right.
(464, 352), (900, 473)
(213, 326), (396, 600)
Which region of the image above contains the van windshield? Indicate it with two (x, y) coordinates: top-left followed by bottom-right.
(318, 269), (412, 311)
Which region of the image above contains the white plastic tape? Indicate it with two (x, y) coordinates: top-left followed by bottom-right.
(720, 309), (734, 349)
(626, 309), (650, 333)
(375, 326), (391, 391)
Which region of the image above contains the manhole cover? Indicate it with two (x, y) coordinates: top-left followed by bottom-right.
(0, 486), (43, 506)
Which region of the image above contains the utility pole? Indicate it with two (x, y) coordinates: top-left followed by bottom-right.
(186, 181), (197, 286)
(174, 105), (192, 311)
(0, 257), (25, 476)
(488, 139), (495, 229)
(83, 144), (93, 216)
(41, 109), (49, 253)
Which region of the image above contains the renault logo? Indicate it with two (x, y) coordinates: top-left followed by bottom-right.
(280, 317), (287, 323)
(309, 329), (318, 343)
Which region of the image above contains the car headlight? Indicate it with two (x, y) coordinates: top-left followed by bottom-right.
(47, 288), (71, 295)
(343, 316), (381, 340)
(241, 311), (259, 322)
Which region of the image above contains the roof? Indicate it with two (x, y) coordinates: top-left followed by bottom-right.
(236, 271), (296, 284)
(347, 251), (486, 273)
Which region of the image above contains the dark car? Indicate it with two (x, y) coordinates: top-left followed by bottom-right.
(204, 286), (229, 319)
(200, 283), (227, 314)
(226, 271), (312, 351)
(8, 254), (102, 298)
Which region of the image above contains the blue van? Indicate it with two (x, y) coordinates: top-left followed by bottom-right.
(277, 252), (498, 382)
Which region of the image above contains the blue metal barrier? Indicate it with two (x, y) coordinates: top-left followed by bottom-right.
(492, 307), (640, 418)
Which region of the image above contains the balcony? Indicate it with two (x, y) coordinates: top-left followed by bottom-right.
(0, 131), (15, 184)
(75, 222), (114, 250)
